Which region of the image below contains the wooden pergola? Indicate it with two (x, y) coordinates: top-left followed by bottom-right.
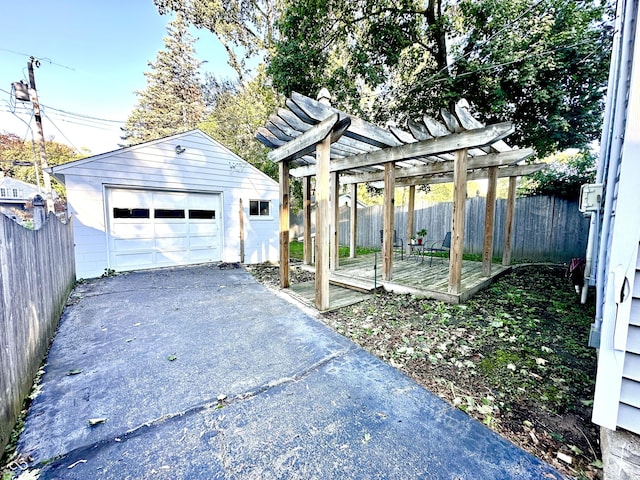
(256, 90), (544, 311)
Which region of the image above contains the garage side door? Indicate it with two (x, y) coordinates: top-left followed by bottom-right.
(107, 188), (222, 271)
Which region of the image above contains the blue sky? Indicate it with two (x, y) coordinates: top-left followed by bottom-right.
(0, 1), (236, 155)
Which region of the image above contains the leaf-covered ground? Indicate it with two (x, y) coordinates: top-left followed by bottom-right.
(249, 263), (601, 479)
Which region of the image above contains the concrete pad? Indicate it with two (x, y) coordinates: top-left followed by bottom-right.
(16, 264), (564, 479)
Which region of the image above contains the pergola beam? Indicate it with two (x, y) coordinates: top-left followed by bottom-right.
(394, 163), (545, 187)
(337, 148), (533, 184)
(289, 123), (516, 178)
(268, 113), (347, 163)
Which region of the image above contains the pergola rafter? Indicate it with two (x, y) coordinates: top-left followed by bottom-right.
(255, 89), (545, 310)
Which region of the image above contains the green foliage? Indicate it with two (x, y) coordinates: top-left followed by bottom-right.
(445, 0), (612, 156)
(518, 150), (596, 200)
(0, 132), (84, 199)
(198, 68), (282, 181)
(153, 0), (279, 80)
(268, 0), (611, 155)
(121, 13), (205, 145)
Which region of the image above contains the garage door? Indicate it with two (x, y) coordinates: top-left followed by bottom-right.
(107, 188), (222, 271)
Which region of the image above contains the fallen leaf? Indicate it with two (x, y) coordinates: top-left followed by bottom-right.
(88, 418), (107, 426)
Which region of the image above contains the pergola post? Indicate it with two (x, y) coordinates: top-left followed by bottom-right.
(502, 176), (517, 266)
(383, 162), (396, 281)
(315, 135), (331, 310)
(406, 185), (415, 255)
(330, 171), (339, 271)
(449, 148), (468, 294)
(302, 176), (312, 265)
(349, 182), (358, 258)
(482, 166), (498, 276)
(279, 161), (290, 288)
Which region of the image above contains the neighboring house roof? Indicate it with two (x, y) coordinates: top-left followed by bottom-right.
(338, 193), (366, 208)
(0, 174), (44, 204)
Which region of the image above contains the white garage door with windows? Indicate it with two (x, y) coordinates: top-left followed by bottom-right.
(107, 188), (222, 271)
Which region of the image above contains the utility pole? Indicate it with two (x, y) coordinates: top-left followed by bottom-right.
(27, 56), (54, 213)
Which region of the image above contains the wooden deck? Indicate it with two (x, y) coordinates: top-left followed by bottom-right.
(297, 252), (511, 306)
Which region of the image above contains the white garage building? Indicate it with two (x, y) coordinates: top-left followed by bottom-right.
(51, 130), (279, 279)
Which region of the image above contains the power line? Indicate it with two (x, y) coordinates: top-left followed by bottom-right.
(41, 110), (81, 152)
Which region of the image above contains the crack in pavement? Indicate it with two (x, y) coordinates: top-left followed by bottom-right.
(25, 346), (354, 473)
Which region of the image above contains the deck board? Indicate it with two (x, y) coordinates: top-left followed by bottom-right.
(295, 253), (510, 307)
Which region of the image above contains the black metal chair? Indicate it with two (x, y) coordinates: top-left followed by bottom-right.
(380, 229), (404, 260)
(429, 231), (451, 266)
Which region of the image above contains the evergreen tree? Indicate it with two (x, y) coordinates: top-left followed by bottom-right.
(122, 13), (205, 145)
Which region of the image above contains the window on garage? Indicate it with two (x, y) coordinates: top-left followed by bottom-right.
(113, 208), (150, 219)
(189, 209), (216, 219)
(250, 200), (270, 217)
(155, 209), (186, 219)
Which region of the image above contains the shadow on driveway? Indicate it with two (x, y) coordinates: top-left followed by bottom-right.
(17, 264), (564, 479)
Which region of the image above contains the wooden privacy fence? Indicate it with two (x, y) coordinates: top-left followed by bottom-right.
(0, 214), (75, 453)
(291, 195), (589, 262)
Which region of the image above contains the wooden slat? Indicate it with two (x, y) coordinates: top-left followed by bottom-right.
(337, 147), (533, 184)
(290, 122), (514, 177)
(423, 114), (451, 137)
(330, 171), (339, 272)
(449, 149), (468, 294)
(315, 136), (331, 311)
(279, 161), (290, 288)
(268, 113), (339, 163)
(454, 100), (511, 153)
(407, 185), (415, 256)
(441, 108), (463, 133)
(394, 162), (545, 187)
(383, 162), (396, 281)
(303, 176), (312, 265)
(482, 166), (498, 276)
(390, 125), (417, 143)
(502, 176), (517, 266)
(408, 118), (433, 140)
(291, 91), (402, 148)
(349, 182), (357, 258)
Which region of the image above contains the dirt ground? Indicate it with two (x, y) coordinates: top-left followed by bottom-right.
(248, 262), (601, 480)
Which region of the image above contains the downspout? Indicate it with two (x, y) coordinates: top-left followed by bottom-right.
(591, 0), (634, 339)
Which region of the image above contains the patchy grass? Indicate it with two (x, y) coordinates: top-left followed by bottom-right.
(249, 262), (600, 479)
(288, 240), (379, 260)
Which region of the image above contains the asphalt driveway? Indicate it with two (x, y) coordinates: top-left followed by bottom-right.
(16, 264), (564, 479)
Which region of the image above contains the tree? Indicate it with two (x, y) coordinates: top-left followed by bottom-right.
(153, 0), (279, 81)
(122, 13), (205, 145)
(518, 149), (596, 200)
(198, 68), (282, 180)
(0, 132), (83, 199)
(268, 0), (611, 155)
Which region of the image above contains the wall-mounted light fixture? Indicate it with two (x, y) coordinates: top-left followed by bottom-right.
(175, 145), (186, 154)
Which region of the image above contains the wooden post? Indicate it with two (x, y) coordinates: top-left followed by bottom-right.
(448, 149), (467, 295)
(303, 176), (312, 265)
(406, 185), (415, 255)
(382, 162), (396, 281)
(349, 182), (357, 258)
(279, 161), (290, 288)
(502, 176), (517, 266)
(315, 136), (331, 311)
(482, 166), (498, 276)
(330, 171), (339, 271)
(239, 198), (245, 263)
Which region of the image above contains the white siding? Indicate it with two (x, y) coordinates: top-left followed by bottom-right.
(592, 2), (640, 433)
(55, 130), (279, 278)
